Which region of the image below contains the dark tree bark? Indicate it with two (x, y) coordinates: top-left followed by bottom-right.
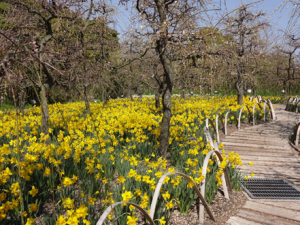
(236, 64), (243, 105)
(40, 85), (49, 135)
(180, 89), (185, 99)
(155, 0), (174, 158)
(18, 89), (27, 116)
(84, 85), (90, 114)
(155, 91), (160, 108)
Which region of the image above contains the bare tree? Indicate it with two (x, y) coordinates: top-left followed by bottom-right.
(224, 6), (268, 104)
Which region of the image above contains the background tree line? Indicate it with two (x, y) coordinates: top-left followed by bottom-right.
(0, 0), (300, 156)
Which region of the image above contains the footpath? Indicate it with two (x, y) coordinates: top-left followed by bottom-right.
(223, 104), (300, 225)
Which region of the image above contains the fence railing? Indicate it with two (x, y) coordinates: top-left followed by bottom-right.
(206, 99), (275, 144)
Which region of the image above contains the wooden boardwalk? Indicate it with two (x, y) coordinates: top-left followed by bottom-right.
(224, 104), (300, 225)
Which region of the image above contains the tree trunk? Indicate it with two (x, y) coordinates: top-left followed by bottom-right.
(19, 89), (27, 117)
(180, 89), (185, 99)
(40, 85), (49, 135)
(102, 92), (107, 108)
(84, 86), (90, 114)
(283, 82), (287, 104)
(244, 82), (248, 97)
(155, 91), (160, 108)
(235, 74), (243, 105)
(130, 91), (134, 101)
(155, 0), (174, 158)
(160, 84), (172, 158)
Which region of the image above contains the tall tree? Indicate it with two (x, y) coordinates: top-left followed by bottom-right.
(224, 6), (268, 104)
(121, 0), (217, 157)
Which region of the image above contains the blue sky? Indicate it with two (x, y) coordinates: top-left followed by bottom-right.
(111, 0), (297, 39)
(226, 0), (295, 31)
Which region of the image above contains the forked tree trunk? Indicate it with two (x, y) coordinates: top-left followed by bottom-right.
(84, 86), (90, 114)
(155, 0), (174, 158)
(40, 85), (49, 135)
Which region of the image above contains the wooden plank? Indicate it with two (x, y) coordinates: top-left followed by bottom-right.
(224, 151), (294, 157)
(231, 132), (289, 137)
(227, 216), (263, 225)
(236, 155), (299, 162)
(225, 152), (294, 158)
(237, 209), (300, 225)
(242, 201), (300, 221)
(261, 201), (300, 211)
(223, 137), (287, 145)
(232, 161), (300, 167)
(224, 147), (292, 153)
(222, 142), (288, 150)
(229, 132), (289, 137)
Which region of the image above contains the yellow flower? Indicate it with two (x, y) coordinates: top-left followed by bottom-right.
(134, 189), (142, 196)
(88, 197), (96, 205)
(117, 176), (126, 183)
(67, 216), (79, 225)
(135, 174), (142, 182)
(127, 214), (138, 225)
(166, 200), (174, 209)
(122, 191), (133, 202)
(187, 181), (194, 188)
(159, 216), (166, 225)
(63, 177), (73, 187)
(29, 203), (38, 213)
(44, 167), (51, 177)
(0, 192), (6, 201)
(76, 204), (88, 218)
(29, 186), (39, 197)
(245, 176), (249, 180)
(127, 169), (137, 178)
(62, 198), (75, 209)
(162, 191), (170, 200)
(155, 171), (162, 178)
(251, 172), (255, 177)
(142, 175), (150, 183)
(25, 217), (36, 225)
(83, 219), (91, 225)
(56, 215), (67, 225)
(140, 201), (148, 208)
(249, 161), (253, 166)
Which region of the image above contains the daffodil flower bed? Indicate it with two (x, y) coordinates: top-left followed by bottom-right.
(0, 96), (275, 225)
